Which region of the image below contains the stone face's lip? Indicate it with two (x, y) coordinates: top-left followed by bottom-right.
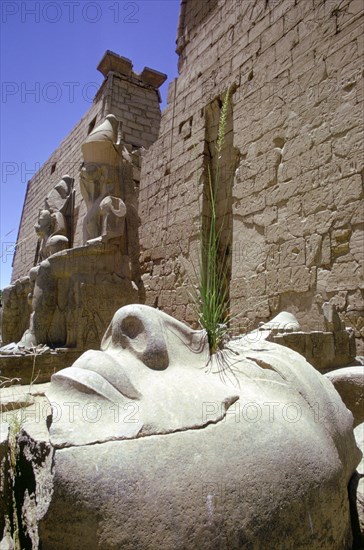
(46, 350), (240, 448)
(51, 350), (143, 400)
(52, 366), (136, 403)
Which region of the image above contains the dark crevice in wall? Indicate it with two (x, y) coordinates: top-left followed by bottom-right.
(202, 93), (238, 323)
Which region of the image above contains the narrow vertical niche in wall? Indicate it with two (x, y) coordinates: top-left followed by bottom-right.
(202, 92), (237, 323)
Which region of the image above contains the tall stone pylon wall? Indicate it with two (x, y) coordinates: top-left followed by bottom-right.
(138, 0), (364, 351)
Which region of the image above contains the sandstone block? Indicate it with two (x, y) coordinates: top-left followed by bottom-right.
(350, 225), (364, 262)
(326, 261), (364, 292)
(0, 422), (10, 543)
(280, 238), (306, 268)
(306, 234), (323, 268)
(326, 367), (364, 427)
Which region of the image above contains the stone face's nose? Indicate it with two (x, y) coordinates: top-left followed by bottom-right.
(102, 304), (169, 370)
(120, 311), (169, 370)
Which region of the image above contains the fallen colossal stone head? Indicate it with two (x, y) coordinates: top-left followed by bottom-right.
(26, 306), (362, 548)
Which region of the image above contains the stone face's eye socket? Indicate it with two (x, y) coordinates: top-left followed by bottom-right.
(121, 315), (144, 340)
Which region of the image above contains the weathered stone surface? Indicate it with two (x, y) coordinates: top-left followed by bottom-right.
(82, 114), (121, 167)
(354, 423), (364, 542)
(0, 383), (50, 414)
(2, 6), (363, 542)
(1, 278), (32, 346)
(0, 422), (10, 545)
(325, 366), (364, 427)
(97, 50), (132, 78)
(272, 329), (356, 371)
(31, 242), (138, 350)
(39, 413), (357, 550)
(15, 420), (54, 550)
(0, 390), (34, 414)
(323, 301), (345, 332)
(17, 306), (357, 548)
(80, 115), (131, 248)
(34, 175), (74, 262)
(139, 67), (167, 88)
(1, 244), (138, 355)
(245, 306), (357, 372)
(7, 2), (363, 359)
(135, 0), (364, 355)
(258, 311), (301, 333)
(346, 289), (364, 354)
(0, 382), (56, 548)
(1, 114), (140, 358)
(0, 350), (82, 385)
(46, 305), (237, 447)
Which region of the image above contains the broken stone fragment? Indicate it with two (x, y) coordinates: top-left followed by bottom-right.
(3, 307), (361, 548)
(19, 305), (358, 548)
(325, 366), (364, 427)
(0, 422), (10, 546)
(323, 302), (345, 332)
(354, 423), (364, 540)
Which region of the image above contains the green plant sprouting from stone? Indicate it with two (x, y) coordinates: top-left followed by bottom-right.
(195, 86), (234, 356)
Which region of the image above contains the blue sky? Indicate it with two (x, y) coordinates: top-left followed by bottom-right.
(0, 0), (180, 288)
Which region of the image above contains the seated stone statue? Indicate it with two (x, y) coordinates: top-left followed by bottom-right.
(80, 114), (129, 244)
(35, 209), (69, 260)
(0, 176), (73, 353)
(45, 175), (73, 213)
(35, 175), (73, 261)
